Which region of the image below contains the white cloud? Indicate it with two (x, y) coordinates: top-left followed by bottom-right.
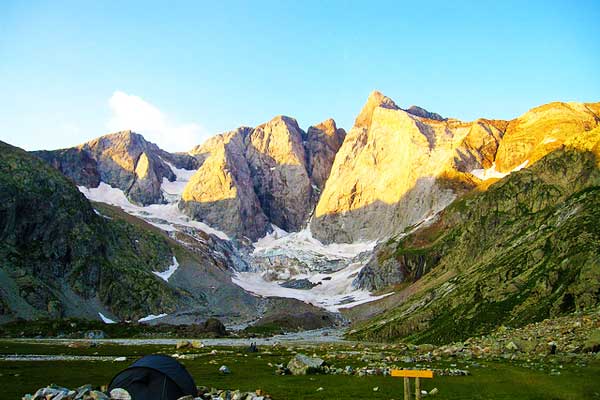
(107, 91), (206, 152)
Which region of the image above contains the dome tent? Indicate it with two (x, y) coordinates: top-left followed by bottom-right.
(108, 355), (197, 400)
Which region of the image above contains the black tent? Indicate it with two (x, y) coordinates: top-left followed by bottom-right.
(108, 355), (197, 400)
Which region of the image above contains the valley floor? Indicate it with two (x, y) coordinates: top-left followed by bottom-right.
(3, 338), (599, 399)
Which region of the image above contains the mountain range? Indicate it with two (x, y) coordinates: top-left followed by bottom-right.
(1, 91), (599, 343)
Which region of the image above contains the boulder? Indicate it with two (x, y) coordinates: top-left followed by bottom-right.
(287, 353), (325, 375)
(109, 388), (132, 400)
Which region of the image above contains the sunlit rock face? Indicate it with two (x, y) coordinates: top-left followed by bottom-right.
(495, 102), (600, 173)
(181, 115), (348, 240)
(245, 116), (313, 232)
(310, 91), (600, 244)
(33, 130), (198, 206)
(310, 91), (496, 243)
(180, 127), (270, 241)
(305, 118), (346, 191)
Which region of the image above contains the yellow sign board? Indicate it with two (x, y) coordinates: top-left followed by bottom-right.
(391, 369), (434, 378)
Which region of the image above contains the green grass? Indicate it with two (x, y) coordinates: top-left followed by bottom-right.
(1, 340), (599, 399)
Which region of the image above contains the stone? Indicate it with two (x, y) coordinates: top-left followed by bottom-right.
(176, 340), (192, 349)
(109, 388), (132, 400)
(279, 279), (317, 290)
(90, 390), (110, 400)
(219, 365), (231, 374)
(84, 330), (106, 340)
(287, 354), (325, 375)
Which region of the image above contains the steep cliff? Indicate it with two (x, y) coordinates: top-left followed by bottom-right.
(181, 128), (270, 241)
(305, 119), (346, 191)
(311, 91), (500, 243)
(245, 116), (314, 232)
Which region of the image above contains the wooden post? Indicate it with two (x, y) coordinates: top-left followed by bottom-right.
(391, 369), (433, 400)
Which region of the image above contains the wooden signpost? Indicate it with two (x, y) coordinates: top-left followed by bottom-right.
(391, 369), (434, 400)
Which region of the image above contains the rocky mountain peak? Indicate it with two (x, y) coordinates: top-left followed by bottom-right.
(354, 91), (400, 129)
(306, 119), (346, 191)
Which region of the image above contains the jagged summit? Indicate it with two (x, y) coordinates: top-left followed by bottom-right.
(181, 115), (345, 239)
(405, 105), (445, 121)
(354, 90), (399, 128)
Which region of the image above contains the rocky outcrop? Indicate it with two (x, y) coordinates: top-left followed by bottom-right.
(451, 119), (508, 172)
(33, 131), (199, 206)
(310, 91), (496, 243)
(181, 128), (270, 241)
(305, 119), (346, 191)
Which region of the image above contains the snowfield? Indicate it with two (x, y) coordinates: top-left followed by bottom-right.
(78, 182), (229, 240)
(160, 160), (197, 202)
(253, 226), (376, 259)
(233, 226), (388, 312)
(233, 261), (392, 312)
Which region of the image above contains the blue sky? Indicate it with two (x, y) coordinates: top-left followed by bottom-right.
(1, 1), (599, 151)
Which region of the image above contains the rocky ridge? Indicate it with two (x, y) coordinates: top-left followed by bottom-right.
(181, 116), (344, 240)
(33, 131), (199, 205)
(310, 92), (600, 244)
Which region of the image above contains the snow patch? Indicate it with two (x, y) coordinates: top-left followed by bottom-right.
(232, 261), (392, 312)
(138, 313), (168, 322)
(253, 226), (376, 259)
(161, 161), (197, 202)
(98, 312), (116, 324)
(152, 256), (179, 282)
(78, 182), (229, 240)
(471, 160), (529, 181)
